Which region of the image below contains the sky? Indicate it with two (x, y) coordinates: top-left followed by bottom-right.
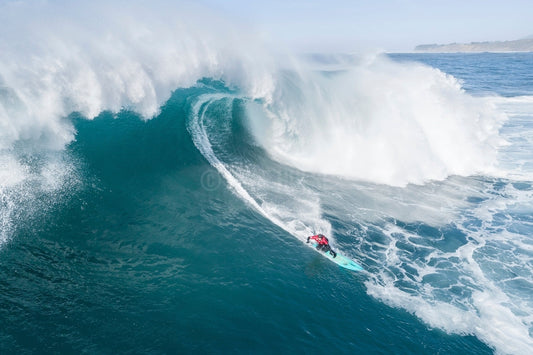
(200, 0), (533, 52)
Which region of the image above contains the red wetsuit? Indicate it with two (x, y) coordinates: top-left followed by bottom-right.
(308, 234), (336, 258)
(309, 234), (329, 245)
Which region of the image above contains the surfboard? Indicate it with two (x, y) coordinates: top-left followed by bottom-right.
(309, 241), (364, 271)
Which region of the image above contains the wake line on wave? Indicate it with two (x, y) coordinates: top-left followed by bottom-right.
(187, 94), (330, 245)
(189, 94), (290, 234)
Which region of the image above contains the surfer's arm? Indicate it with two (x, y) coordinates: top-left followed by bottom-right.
(307, 235), (319, 243)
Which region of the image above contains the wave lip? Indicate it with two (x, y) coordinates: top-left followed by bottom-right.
(0, 0), (276, 153)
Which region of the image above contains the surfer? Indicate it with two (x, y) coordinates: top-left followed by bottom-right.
(307, 234), (337, 258)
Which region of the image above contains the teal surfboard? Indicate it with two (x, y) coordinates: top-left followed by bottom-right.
(310, 241), (364, 271)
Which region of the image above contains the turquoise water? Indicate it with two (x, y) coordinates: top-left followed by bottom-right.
(1, 84), (495, 354)
(1, 5), (532, 353)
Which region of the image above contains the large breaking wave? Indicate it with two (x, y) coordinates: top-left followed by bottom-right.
(0, 1), (505, 184)
(2, 2), (530, 355)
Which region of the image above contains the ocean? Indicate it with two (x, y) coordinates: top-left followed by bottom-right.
(1, 3), (532, 354)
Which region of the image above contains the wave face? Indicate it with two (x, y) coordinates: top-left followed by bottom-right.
(0, 0), (275, 246)
(1, 2), (532, 355)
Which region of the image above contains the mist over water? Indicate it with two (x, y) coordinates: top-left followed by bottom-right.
(1, 2), (532, 355)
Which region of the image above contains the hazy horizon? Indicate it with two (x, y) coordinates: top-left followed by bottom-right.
(201, 0), (533, 52)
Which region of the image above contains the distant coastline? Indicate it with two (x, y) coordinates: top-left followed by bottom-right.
(414, 37), (533, 53)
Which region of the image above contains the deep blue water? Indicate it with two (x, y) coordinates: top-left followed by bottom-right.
(390, 52), (533, 97)
(1, 52), (532, 355)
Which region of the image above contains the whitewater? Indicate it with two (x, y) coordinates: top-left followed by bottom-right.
(1, 2), (532, 354)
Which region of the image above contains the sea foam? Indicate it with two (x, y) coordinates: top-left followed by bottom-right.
(249, 54), (507, 186)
